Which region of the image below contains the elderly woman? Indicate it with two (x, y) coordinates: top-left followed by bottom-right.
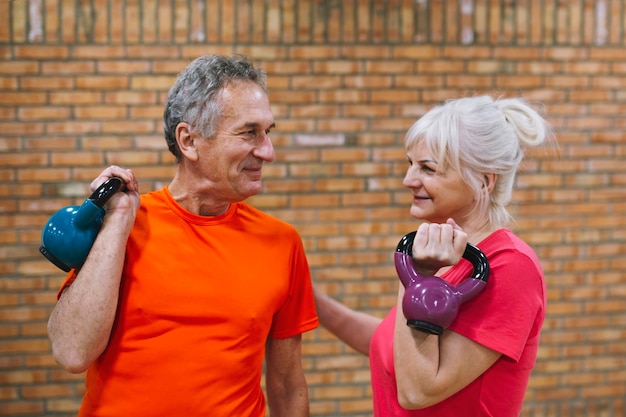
(315, 95), (554, 416)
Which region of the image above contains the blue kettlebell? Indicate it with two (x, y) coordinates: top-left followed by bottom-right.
(39, 177), (125, 272)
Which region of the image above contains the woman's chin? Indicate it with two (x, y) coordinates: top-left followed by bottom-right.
(409, 206), (427, 220)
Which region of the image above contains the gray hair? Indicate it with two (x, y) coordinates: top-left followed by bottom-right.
(405, 95), (554, 228)
(163, 54), (268, 161)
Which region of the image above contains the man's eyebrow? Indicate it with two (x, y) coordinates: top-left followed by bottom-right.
(243, 122), (276, 129)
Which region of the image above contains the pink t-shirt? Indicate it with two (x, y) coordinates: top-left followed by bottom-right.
(370, 229), (546, 417)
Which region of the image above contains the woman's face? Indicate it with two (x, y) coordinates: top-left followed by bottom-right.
(402, 140), (476, 225)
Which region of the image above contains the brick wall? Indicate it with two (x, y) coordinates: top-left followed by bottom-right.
(1, 1), (625, 416)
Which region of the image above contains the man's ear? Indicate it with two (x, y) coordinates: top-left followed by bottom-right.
(176, 122), (199, 162)
(483, 173), (497, 193)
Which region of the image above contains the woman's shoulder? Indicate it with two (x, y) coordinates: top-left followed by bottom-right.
(480, 228), (530, 250)
(479, 229), (541, 266)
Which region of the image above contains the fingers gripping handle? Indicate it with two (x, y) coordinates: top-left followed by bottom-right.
(394, 231), (490, 334)
(89, 177), (125, 208)
(39, 177), (126, 272)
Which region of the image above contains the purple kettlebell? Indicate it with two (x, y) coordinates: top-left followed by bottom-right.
(394, 231), (490, 335)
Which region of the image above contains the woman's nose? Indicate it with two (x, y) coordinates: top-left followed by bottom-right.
(403, 166), (421, 188)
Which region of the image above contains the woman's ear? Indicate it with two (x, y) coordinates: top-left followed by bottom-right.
(483, 173), (497, 193)
(176, 122), (199, 162)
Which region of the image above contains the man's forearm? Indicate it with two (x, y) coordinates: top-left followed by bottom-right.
(267, 383), (309, 417)
(47, 214), (130, 373)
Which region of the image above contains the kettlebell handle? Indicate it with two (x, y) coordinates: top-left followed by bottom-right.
(89, 177), (125, 208)
(395, 231), (490, 283)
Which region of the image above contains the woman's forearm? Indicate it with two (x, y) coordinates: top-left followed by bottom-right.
(314, 286), (382, 356)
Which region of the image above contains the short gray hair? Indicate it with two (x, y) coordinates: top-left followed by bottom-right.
(163, 54), (268, 162)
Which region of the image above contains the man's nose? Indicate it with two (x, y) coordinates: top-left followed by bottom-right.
(255, 134), (275, 163)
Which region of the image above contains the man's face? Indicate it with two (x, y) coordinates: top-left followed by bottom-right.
(194, 80), (276, 203)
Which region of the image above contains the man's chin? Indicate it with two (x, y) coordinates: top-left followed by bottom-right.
(240, 182), (263, 199)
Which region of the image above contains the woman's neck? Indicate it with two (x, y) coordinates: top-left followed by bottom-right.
(463, 219), (500, 245)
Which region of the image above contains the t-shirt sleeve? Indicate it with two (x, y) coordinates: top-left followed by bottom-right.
(268, 231), (319, 339)
(449, 248), (545, 362)
(56, 269), (78, 300)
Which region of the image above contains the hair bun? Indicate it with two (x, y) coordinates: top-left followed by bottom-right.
(496, 98), (550, 148)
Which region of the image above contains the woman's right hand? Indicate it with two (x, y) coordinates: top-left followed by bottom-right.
(411, 218), (468, 276)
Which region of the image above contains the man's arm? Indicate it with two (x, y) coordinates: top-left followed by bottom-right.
(265, 335), (309, 417)
(47, 167), (139, 373)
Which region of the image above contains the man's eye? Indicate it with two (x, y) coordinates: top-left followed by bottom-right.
(240, 130), (257, 138)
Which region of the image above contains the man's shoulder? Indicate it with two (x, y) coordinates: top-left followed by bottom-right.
(235, 202), (298, 233)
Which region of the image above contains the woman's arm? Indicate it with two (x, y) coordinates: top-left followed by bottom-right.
(313, 286), (382, 356)
(393, 286), (501, 409)
(393, 220), (500, 408)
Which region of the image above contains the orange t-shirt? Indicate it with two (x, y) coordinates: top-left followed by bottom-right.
(60, 187), (319, 417)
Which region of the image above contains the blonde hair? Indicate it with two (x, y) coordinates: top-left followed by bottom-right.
(404, 95), (553, 228)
